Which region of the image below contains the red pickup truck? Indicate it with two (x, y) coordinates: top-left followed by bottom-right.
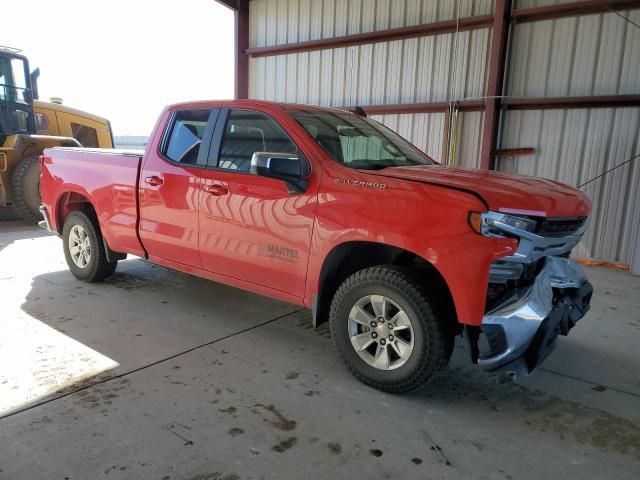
(39, 100), (593, 392)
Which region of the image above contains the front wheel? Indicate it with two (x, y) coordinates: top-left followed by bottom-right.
(62, 211), (118, 282)
(329, 266), (453, 393)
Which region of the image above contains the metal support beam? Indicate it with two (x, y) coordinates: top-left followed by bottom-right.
(480, 0), (512, 170)
(494, 147), (536, 157)
(245, 15), (494, 58)
(343, 94), (640, 116)
(234, 1), (249, 99)
(215, 0), (249, 98)
(215, 0), (248, 13)
(503, 94), (640, 110)
(512, 0), (640, 23)
(354, 100), (485, 115)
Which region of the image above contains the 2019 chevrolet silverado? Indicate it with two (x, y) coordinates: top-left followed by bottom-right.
(39, 100), (593, 393)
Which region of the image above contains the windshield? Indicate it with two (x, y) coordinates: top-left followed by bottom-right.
(0, 56), (29, 104)
(288, 109), (436, 170)
(0, 55), (33, 134)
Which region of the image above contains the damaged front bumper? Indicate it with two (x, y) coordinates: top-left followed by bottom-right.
(478, 256), (593, 376)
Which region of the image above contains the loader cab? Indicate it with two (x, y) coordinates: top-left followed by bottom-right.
(0, 49), (36, 142)
(0, 46), (114, 222)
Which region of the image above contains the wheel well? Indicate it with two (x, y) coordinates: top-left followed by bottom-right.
(56, 192), (96, 233)
(314, 242), (459, 332)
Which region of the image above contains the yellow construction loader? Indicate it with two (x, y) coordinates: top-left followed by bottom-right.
(0, 46), (113, 222)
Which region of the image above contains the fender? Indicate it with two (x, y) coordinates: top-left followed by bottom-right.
(41, 148), (145, 257)
(304, 163), (517, 327)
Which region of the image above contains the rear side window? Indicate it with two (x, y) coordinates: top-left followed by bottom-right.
(71, 123), (99, 148)
(217, 109), (298, 172)
(163, 109), (212, 165)
(35, 112), (49, 131)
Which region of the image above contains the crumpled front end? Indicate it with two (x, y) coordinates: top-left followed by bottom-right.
(479, 256), (592, 375)
(471, 212), (593, 376)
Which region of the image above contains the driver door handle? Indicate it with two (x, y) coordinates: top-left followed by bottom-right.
(144, 176), (163, 186)
(204, 184), (228, 196)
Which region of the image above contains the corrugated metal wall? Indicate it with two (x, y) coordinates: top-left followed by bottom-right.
(249, 0), (493, 165)
(516, 0), (592, 8)
(366, 111), (484, 169)
(249, 0), (494, 47)
(507, 9), (640, 96)
(501, 8), (640, 263)
(248, 0), (640, 264)
(500, 108), (640, 263)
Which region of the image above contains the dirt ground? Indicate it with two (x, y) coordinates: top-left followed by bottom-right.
(1, 221), (639, 479)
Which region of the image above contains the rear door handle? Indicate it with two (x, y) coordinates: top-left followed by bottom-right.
(204, 184), (228, 196)
(144, 175), (163, 186)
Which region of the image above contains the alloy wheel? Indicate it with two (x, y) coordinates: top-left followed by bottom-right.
(347, 295), (415, 370)
(68, 224), (91, 268)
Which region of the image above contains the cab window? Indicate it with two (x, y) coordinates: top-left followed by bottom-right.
(71, 123), (99, 148)
(217, 110), (298, 172)
(163, 109), (212, 165)
(35, 112), (49, 131)
(0, 57), (28, 103)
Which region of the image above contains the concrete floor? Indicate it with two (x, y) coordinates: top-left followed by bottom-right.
(0, 221), (639, 480)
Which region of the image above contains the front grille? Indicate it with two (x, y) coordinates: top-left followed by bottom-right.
(537, 217), (587, 237)
(486, 258), (545, 312)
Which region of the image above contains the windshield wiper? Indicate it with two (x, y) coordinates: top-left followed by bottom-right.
(356, 162), (424, 170)
(355, 164), (393, 170)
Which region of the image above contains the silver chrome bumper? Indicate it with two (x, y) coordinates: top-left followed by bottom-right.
(479, 256), (592, 375)
(38, 205), (53, 233)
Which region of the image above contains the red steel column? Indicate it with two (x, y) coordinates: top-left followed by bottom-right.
(235, 1), (250, 99)
(480, 0), (512, 169)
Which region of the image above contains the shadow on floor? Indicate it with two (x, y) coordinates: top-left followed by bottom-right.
(12, 257), (640, 464)
(12, 258), (297, 412)
(0, 219), (51, 253)
(0, 206), (21, 221)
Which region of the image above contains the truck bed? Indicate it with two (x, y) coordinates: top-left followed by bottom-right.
(40, 147), (145, 257)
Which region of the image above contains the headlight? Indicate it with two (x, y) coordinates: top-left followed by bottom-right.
(486, 214), (537, 233)
(469, 212), (538, 236)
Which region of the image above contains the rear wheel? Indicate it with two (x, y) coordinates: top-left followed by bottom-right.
(62, 211), (118, 282)
(329, 266), (453, 393)
(10, 155), (42, 223)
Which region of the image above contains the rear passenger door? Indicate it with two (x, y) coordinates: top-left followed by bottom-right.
(138, 107), (219, 267)
(197, 108), (319, 298)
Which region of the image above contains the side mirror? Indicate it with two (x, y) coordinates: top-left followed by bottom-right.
(250, 152), (309, 193)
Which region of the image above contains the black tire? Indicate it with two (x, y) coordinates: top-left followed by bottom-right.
(329, 266), (454, 393)
(62, 211), (118, 282)
(10, 155), (42, 223)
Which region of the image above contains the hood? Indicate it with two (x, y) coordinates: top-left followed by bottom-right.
(367, 165), (591, 218)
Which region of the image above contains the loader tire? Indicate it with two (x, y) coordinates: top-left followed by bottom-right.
(10, 155), (42, 223)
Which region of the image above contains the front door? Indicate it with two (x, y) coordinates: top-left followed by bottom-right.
(198, 108), (319, 298)
(138, 107), (218, 267)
